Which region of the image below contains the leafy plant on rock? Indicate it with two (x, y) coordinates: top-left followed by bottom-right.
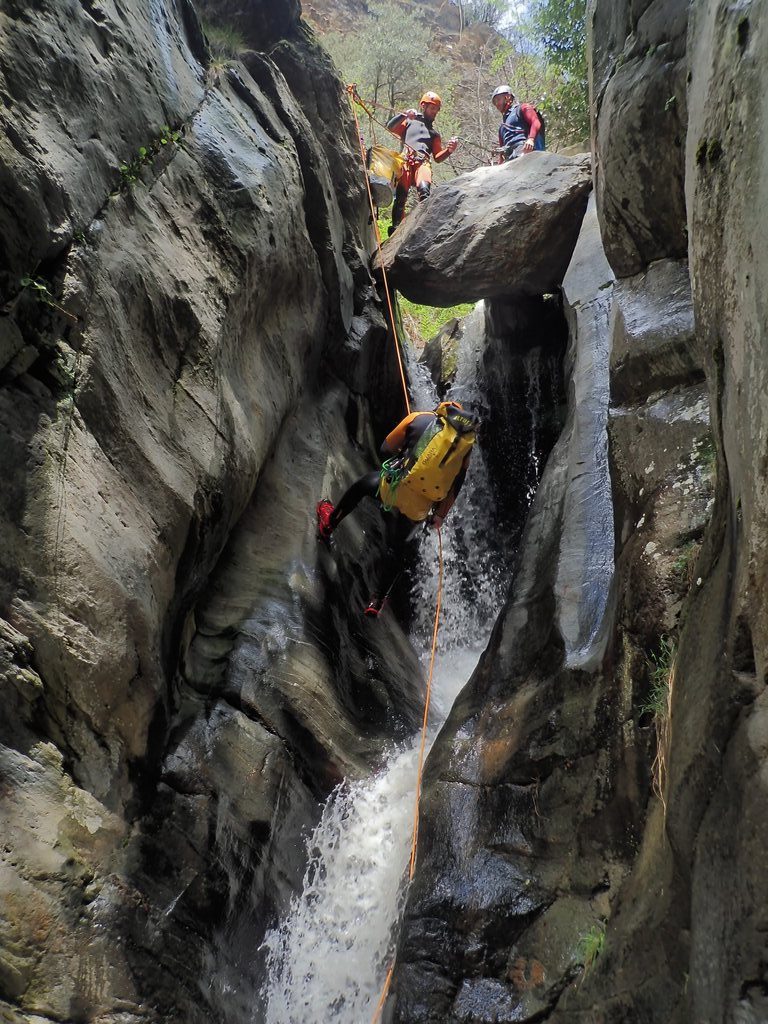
(577, 921), (606, 977)
(118, 126), (181, 189)
(641, 635), (676, 811)
(20, 277), (78, 322)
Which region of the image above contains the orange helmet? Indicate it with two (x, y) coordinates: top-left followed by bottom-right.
(419, 91), (442, 109)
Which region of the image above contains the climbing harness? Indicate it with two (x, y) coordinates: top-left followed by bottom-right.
(347, 85), (497, 164)
(370, 526), (444, 1024)
(379, 455), (410, 511)
(347, 84), (411, 416)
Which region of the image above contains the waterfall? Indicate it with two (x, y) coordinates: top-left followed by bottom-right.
(260, 302), (562, 1022)
(259, 649), (480, 1024)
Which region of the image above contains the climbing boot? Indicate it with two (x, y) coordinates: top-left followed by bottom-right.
(364, 595), (386, 618)
(316, 499), (335, 542)
(389, 189), (407, 234)
(416, 182), (431, 202)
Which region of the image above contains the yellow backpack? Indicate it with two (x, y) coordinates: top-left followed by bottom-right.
(379, 407), (477, 521)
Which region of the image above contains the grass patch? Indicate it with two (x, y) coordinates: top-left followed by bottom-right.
(642, 636), (677, 815)
(693, 433), (716, 471)
(203, 21), (248, 61)
(398, 296), (475, 343)
(577, 922), (606, 977)
(640, 635), (675, 718)
(672, 540), (698, 583)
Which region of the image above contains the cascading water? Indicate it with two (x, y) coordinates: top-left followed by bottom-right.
(260, 301), (562, 1022)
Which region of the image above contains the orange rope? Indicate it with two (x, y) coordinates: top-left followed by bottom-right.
(409, 524), (443, 878)
(370, 525), (444, 1023)
(347, 84), (411, 416)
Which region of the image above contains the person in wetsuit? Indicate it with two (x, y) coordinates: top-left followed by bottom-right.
(385, 91), (458, 234)
(316, 402), (477, 617)
(491, 84), (544, 161)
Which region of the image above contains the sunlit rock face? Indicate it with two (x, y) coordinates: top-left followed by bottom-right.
(388, 197), (627, 1024)
(376, 153), (592, 305)
(0, 1), (421, 1019)
(676, 2), (768, 1019)
(588, 0), (690, 277)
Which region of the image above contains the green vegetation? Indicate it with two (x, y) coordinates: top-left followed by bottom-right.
(20, 277), (78, 321)
(456, 0), (507, 30)
(639, 635), (677, 810)
(325, 1), (445, 118)
(118, 126), (181, 188)
(399, 296), (474, 342)
(577, 921), (606, 976)
(672, 540), (698, 582)
(641, 635), (676, 718)
(323, 0), (588, 175)
(694, 433), (716, 470)
(529, 0), (589, 145)
(203, 21), (247, 61)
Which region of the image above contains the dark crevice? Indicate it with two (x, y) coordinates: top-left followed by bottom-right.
(731, 614), (756, 675)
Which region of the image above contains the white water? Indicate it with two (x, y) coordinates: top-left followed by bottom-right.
(260, 646), (482, 1024)
(261, 311), (505, 1022)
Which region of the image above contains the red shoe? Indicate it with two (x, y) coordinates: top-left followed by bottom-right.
(364, 596), (385, 618)
(316, 499), (335, 541)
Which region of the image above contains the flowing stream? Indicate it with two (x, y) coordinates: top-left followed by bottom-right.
(260, 306), (559, 1021)
(260, 643), (484, 1023)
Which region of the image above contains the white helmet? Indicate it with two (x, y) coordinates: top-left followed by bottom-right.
(492, 85), (513, 100)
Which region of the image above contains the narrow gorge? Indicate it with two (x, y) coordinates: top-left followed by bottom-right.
(0, 1), (766, 1023)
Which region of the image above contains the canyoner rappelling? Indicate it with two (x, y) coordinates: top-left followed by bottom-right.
(315, 400), (478, 618)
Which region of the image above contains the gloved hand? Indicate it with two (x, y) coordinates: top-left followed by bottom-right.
(405, 108), (418, 119)
(446, 136), (459, 154)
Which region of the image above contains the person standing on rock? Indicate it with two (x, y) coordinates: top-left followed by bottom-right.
(492, 85), (544, 162)
(386, 91), (458, 234)
(316, 402), (479, 617)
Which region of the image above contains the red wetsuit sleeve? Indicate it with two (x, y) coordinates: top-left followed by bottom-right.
(386, 113), (407, 140)
(381, 412), (423, 455)
(432, 134), (449, 162)
(520, 103), (541, 141)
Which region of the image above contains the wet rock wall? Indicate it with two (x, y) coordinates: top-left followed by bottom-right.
(0, 1), (420, 1020)
(387, 0), (767, 1019)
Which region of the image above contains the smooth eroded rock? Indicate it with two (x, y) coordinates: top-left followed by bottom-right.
(376, 152), (592, 305)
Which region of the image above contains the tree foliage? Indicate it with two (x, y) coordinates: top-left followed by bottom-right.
(528, 0), (588, 142)
(531, 0), (587, 79)
(324, 1), (445, 117)
(321, 0), (588, 182)
(456, 0), (506, 31)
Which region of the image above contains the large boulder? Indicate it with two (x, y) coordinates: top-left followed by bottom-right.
(376, 153), (592, 305)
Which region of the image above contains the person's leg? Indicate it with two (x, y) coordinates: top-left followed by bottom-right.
(365, 514), (421, 615)
(390, 164), (413, 233)
(318, 471), (379, 541)
(330, 471), (380, 528)
(415, 160), (433, 202)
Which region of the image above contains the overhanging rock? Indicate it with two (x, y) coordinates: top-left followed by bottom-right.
(375, 152), (592, 305)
